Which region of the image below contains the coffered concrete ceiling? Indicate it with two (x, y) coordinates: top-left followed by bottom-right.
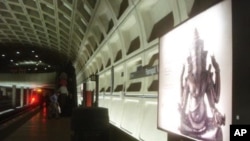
(0, 0), (97, 72)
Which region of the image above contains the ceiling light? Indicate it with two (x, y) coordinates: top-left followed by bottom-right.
(2, 54), (5, 57)
(18, 61), (37, 65)
(10, 59), (14, 62)
(35, 55), (39, 58)
(16, 51), (20, 54)
(32, 50), (35, 53)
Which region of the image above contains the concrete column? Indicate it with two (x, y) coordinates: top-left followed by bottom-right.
(1, 87), (6, 96)
(20, 87), (24, 107)
(12, 85), (16, 108)
(26, 88), (30, 105)
(25, 88), (28, 105)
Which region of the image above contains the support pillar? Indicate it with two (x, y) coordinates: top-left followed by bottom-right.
(1, 87), (6, 96)
(12, 85), (16, 108)
(20, 87), (24, 107)
(95, 74), (99, 107)
(26, 88), (30, 105)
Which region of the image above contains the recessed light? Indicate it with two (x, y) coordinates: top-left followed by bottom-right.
(2, 54), (5, 57)
(10, 59), (14, 62)
(16, 51), (20, 54)
(35, 55), (39, 58)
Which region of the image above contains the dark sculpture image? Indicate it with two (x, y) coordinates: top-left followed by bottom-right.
(178, 29), (225, 141)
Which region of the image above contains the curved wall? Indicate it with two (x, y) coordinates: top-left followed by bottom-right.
(74, 0), (224, 141)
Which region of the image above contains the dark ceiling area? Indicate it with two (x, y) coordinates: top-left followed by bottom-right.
(0, 43), (68, 73)
(0, 0), (97, 74)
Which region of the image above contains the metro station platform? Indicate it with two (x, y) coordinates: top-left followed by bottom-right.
(2, 107), (71, 141)
(1, 106), (140, 141)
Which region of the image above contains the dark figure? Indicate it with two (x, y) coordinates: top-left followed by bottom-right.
(45, 93), (51, 108)
(48, 92), (60, 119)
(39, 94), (45, 109)
(58, 92), (68, 116)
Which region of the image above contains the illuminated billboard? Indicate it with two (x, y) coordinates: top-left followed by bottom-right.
(158, 1), (232, 141)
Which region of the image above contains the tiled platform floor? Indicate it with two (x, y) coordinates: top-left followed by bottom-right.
(3, 107), (71, 141)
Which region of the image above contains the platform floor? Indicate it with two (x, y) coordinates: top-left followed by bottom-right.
(3, 107), (71, 141)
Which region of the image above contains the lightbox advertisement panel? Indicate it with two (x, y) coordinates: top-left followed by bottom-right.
(158, 1), (232, 141)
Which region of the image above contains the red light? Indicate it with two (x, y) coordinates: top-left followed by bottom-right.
(32, 88), (42, 94)
(31, 97), (36, 103)
(36, 88), (42, 93)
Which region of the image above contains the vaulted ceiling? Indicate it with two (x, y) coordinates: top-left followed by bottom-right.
(0, 0), (222, 89)
(0, 0), (97, 73)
